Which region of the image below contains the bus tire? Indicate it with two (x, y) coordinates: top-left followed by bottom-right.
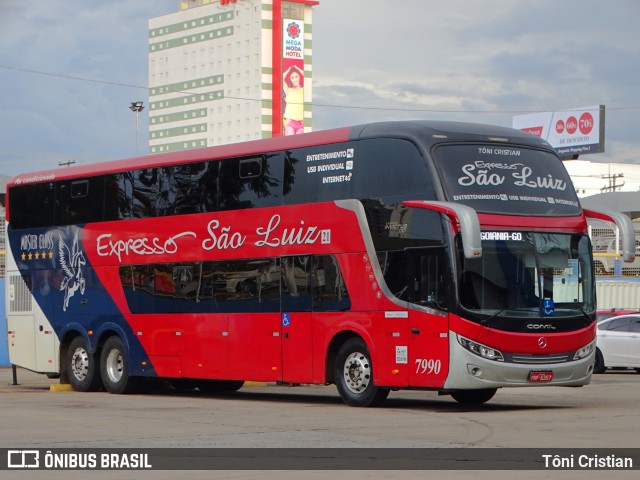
(67, 336), (102, 392)
(450, 388), (497, 405)
(593, 348), (606, 374)
(335, 337), (389, 407)
(198, 380), (245, 393)
(100, 336), (140, 394)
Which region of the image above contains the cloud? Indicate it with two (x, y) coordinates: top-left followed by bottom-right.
(0, 0), (172, 175)
(311, 0), (640, 165)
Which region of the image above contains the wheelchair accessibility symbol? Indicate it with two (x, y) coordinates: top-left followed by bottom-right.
(543, 298), (555, 316)
(282, 313), (291, 327)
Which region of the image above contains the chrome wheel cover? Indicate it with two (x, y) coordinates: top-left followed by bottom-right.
(70, 347), (90, 382)
(342, 351), (371, 394)
(105, 348), (124, 383)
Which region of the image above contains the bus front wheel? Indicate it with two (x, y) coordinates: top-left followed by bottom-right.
(67, 336), (102, 392)
(100, 336), (140, 394)
(335, 337), (389, 407)
(450, 388), (497, 405)
(593, 348), (606, 374)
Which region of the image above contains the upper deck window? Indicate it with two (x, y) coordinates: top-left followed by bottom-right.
(8, 182), (56, 229)
(283, 138), (436, 205)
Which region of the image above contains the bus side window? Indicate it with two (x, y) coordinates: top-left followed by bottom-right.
(283, 150), (319, 204)
(353, 138), (435, 201)
(379, 249), (448, 310)
(281, 256), (312, 312)
(156, 167), (179, 217)
(281, 255), (350, 312)
(113, 172), (134, 220)
(218, 155), (282, 211)
(417, 251), (447, 309)
(378, 251), (408, 300)
(9, 182), (56, 229)
(120, 265), (155, 314)
(56, 178), (105, 225)
(312, 255), (350, 312)
(174, 162), (215, 214)
(214, 259), (280, 313)
(189, 161), (218, 213)
(132, 168), (159, 218)
(104, 174), (122, 221)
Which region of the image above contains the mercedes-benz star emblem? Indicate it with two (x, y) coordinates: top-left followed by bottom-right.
(538, 337), (548, 349)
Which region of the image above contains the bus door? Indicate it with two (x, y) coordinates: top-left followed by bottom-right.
(280, 311), (313, 383)
(7, 313), (58, 373)
(408, 312), (449, 388)
(404, 250), (450, 388)
(280, 256), (313, 383)
(7, 272), (58, 373)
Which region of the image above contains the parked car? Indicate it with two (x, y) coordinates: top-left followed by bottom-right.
(596, 309), (640, 322)
(594, 314), (640, 373)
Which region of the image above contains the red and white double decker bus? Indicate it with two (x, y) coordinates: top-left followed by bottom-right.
(5, 121), (634, 406)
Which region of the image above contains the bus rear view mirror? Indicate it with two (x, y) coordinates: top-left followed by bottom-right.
(403, 200), (482, 259)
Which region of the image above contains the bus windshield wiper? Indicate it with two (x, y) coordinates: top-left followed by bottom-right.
(479, 309), (506, 326)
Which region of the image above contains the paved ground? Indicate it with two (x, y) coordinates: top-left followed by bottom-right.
(1, 367), (639, 479)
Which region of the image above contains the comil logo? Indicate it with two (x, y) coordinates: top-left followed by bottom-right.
(8, 450), (40, 469)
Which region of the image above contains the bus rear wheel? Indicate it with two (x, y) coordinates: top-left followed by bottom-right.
(100, 336), (140, 394)
(335, 337), (389, 407)
(450, 388), (497, 405)
(67, 336), (102, 392)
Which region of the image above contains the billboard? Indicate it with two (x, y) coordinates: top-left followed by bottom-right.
(512, 105), (605, 159)
(282, 18), (305, 136)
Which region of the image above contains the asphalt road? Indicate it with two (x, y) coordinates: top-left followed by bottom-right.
(1, 367), (639, 480)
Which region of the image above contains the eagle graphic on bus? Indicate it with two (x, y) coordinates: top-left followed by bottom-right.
(58, 231), (86, 311)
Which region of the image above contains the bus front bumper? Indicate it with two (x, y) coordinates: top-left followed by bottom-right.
(443, 332), (594, 390)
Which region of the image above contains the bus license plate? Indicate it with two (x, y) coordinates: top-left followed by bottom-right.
(529, 371), (553, 383)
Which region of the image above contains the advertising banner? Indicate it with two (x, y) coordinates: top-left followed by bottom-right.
(512, 105), (605, 159)
(282, 19), (305, 136)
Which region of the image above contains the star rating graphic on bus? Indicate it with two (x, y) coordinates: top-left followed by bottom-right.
(19, 231), (56, 262)
(21, 250), (54, 261)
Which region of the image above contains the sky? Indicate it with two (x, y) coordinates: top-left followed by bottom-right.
(1, 0), (639, 178)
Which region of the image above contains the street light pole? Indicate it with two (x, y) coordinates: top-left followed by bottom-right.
(129, 101), (145, 156)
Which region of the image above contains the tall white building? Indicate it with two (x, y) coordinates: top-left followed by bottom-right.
(148, 0), (318, 155)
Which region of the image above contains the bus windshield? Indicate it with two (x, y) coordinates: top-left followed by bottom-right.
(457, 232), (595, 327)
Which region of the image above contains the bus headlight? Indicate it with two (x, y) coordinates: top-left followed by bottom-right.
(573, 341), (596, 361)
(457, 335), (504, 362)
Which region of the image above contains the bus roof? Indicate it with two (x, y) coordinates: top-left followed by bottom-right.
(7, 120), (552, 188)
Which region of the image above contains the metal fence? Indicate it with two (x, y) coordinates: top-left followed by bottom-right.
(590, 223), (640, 278)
